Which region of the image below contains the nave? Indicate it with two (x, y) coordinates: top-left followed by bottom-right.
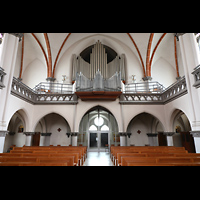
(83, 152), (113, 166)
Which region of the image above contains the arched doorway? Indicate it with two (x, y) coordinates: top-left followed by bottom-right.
(127, 112), (164, 146)
(4, 110), (27, 152)
(79, 106), (119, 151)
(35, 113), (71, 146)
(172, 110), (195, 153)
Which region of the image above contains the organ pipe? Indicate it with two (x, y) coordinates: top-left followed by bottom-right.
(72, 40), (126, 83)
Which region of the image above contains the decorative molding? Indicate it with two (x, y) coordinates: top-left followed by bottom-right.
(46, 77), (56, 82)
(66, 133), (71, 138)
(23, 132), (35, 136)
(71, 132), (79, 136)
(142, 76), (152, 81)
(0, 131), (9, 137)
(8, 132), (16, 135)
(8, 33), (24, 41)
(190, 131), (200, 137)
(119, 132), (132, 138)
(40, 132), (52, 136)
(146, 133), (158, 137)
(174, 33), (186, 41)
(163, 132), (175, 136)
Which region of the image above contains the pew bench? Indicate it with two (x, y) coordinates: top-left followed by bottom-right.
(121, 156), (200, 166)
(116, 152), (200, 166)
(0, 156), (75, 166)
(0, 153), (80, 166)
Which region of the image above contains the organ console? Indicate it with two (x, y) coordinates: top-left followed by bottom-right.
(72, 40), (125, 101)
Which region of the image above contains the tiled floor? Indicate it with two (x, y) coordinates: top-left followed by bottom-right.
(83, 152), (113, 166)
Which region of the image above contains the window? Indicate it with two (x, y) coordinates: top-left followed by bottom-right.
(89, 125), (97, 131)
(94, 117), (104, 126)
(101, 125), (109, 131)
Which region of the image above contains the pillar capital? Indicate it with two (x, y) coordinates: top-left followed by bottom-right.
(190, 131), (200, 137)
(41, 132), (52, 136)
(146, 133), (158, 137)
(163, 132), (175, 136)
(0, 131), (9, 137)
(8, 33), (24, 41)
(23, 132), (35, 136)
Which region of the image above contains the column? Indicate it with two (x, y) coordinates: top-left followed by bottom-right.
(0, 131), (8, 153)
(0, 33), (22, 131)
(40, 133), (52, 146)
(71, 132), (78, 146)
(23, 132), (35, 146)
(190, 131), (200, 153)
(147, 133), (158, 146)
(163, 132), (175, 146)
(119, 132), (126, 146)
(179, 33), (200, 131)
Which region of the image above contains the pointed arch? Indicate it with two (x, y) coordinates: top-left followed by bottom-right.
(149, 33), (167, 76)
(31, 33), (49, 77)
(146, 33), (154, 77)
(43, 33), (52, 77)
(127, 33), (146, 77)
(53, 33), (71, 78)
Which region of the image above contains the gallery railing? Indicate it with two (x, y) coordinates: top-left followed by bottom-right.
(0, 67), (6, 89)
(120, 77), (187, 104)
(192, 65), (200, 88)
(11, 77), (78, 104)
(33, 82), (73, 94)
(124, 81), (165, 94)
(11, 76), (187, 105)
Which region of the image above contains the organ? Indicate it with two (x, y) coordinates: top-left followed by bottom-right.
(72, 40), (126, 101)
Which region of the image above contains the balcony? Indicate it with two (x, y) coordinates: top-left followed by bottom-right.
(10, 76), (188, 105)
(120, 77), (187, 104)
(11, 77), (78, 104)
(192, 65), (200, 88)
(0, 67), (6, 89)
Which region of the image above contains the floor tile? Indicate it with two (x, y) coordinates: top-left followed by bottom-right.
(83, 152), (113, 166)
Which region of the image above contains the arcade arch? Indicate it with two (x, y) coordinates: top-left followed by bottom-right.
(126, 112), (164, 146)
(78, 106), (119, 151)
(35, 113), (71, 146)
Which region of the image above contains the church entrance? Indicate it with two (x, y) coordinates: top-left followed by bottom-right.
(89, 131), (109, 150)
(78, 106), (119, 152)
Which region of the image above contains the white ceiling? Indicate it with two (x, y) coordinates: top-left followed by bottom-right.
(18, 33), (179, 78)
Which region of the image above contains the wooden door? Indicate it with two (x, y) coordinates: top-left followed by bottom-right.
(158, 132), (167, 146)
(180, 132), (196, 153)
(32, 132), (40, 146)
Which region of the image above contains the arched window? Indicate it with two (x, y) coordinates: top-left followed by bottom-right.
(89, 125), (97, 131)
(101, 125), (109, 131)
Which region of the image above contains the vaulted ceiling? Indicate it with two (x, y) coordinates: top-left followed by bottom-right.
(18, 33), (180, 80)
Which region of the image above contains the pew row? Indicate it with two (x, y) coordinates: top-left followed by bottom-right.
(0, 146), (87, 166)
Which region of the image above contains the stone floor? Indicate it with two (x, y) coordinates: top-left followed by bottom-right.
(83, 152), (113, 166)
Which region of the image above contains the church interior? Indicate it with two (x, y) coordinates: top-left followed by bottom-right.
(1, 33), (200, 166)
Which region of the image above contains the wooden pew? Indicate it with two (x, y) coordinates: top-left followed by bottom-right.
(112, 147), (188, 164)
(0, 162), (68, 166)
(116, 153), (200, 166)
(0, 156), (75, 166)
(0, 153), (80, 166)
(12, 146), (87, 164)
(10, 146), (85, 165)
(121, 156), (200, 166)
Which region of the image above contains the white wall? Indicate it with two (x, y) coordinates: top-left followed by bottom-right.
(22, 59), (47, 89)
(152, 57), (177, 88)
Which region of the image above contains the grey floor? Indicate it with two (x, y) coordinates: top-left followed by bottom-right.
(83, 152), (113, 166)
